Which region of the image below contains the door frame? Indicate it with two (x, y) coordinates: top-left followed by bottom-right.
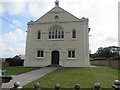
(51, 50), (60, 65)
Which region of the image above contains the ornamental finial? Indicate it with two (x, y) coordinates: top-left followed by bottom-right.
(55, 0), (59, 6)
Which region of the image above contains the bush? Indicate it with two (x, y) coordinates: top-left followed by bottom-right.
(9, 59), (24, 66)
(5, 58), (24, 66)
(6, 58), (13, 62)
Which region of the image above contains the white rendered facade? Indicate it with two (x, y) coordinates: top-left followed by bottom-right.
(24, 1), (90, 67)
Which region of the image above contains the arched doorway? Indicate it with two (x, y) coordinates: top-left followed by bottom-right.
(51, 51), (59, 65)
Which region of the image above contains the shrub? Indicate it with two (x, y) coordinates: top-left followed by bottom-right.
(9, 59), (24, 66)
(6, 58), (13, 62)
(5, 58), (24, 66)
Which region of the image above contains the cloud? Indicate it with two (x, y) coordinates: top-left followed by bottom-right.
(0, 0), (119, 55)
(0, 3), (5, 15)
(10, 20), (21, 28)
(27, 2), (45, 18)
(106, 36), (118, 43)
(1, 0), (25, 15)
(86, 0), (118, 53)
(27, 1), (53, 18)
(1, 29), (26, 58)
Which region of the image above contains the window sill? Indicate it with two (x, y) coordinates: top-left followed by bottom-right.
(36, 57), (44, 60)
(48, 39), (64, 41)
(67, 58), (76, 60)
(71, 38), (77, 40)
(36, 39), (41, 40)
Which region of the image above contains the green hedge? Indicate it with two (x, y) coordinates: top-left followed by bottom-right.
(90, 56), (120, 61)
(108, 56), (120, 60)
(5, 58), (24, 66)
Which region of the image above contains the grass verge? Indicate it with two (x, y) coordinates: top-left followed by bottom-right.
(2, 66), (41, 76)
(23, 67), (118, 88)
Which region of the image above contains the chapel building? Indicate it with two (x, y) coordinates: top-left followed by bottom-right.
(24, 0), (90, 67)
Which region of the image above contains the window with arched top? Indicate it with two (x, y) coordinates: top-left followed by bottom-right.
(48, 25), (64, 39)
(37, 31), (41, 39)
(72, 30), (76, 38)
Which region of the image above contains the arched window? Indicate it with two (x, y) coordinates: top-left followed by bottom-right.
(48, 25), (64, 39)
(72, 30), (76, 38)
(37, 31), (41, 39)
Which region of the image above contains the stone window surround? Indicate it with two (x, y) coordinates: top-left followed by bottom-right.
(36, 50), (44, 59)
(67, 50), (76, 59)
(48, 25), (64, 40)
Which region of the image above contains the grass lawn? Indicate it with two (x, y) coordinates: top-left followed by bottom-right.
(23, 67), (119, 88)
(2, 66), (41, 76)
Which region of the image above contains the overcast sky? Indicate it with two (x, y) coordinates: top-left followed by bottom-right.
(0, 0), (119, 58)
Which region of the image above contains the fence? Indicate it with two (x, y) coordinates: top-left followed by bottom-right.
(90, 59), (120, 69)
(1, 80), (120, 90)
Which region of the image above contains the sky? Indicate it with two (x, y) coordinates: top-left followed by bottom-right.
(0, 0), (119, 58)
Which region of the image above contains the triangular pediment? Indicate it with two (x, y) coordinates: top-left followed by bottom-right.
(34, 6), (81, 23)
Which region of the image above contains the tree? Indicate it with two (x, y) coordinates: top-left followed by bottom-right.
(92, 46), (120, 58)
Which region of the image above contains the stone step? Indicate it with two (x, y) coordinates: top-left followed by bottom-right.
(45, 64), (62, 67)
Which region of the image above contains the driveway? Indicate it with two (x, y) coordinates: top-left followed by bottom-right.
(2, 67), (59, 88)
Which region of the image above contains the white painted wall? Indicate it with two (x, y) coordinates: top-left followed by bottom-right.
(24, 6), (90, 67)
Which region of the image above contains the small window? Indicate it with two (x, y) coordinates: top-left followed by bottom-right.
(68, 50), (75, 58)
(72, 30), (76, 38)
(68, 51), (71, 57)
(37, 50), (44, 58)
(55, 15), (59, 19)
(72, 51), (75, 58)
(37, 31), (41, 39)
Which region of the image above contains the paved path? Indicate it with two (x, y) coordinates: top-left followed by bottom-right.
(2, 67), (59, 88)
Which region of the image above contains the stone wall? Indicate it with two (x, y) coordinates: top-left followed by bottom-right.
(90, 59), (120, 69)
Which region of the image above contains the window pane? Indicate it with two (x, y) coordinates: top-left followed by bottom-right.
(61, 31), (64, 38)
(37, 51), (40, 57)
(68, 51), (71, 57)
(72, 51), (75, 58)
(55, 30), (57, 39)
(41, 51), (44, 57)
(49, 32), (51, 39)
(38, 31), (41, 39)
(52, 31), (54, 39)
(72, 30), (76, 38)
(58, 31), (61, 39)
